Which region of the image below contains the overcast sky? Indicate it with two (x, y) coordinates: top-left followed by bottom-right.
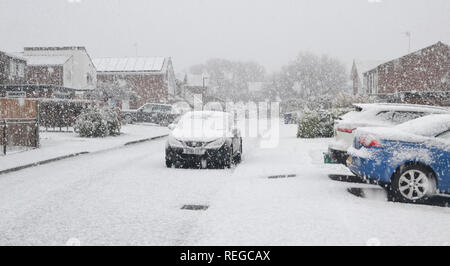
(1, 0), (449, 73)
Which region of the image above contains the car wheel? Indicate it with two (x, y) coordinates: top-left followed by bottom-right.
(224, 146), (234, 169)
(160, 120), (169, 127)
(124, 115), (133, 124)
(234, 140), (242, 164)
(166, 159), (173, 168)
(390, 164), (437, 203)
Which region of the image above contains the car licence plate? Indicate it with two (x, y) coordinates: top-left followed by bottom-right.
(347, 156), (353, 165)
(183, 148), (205, 155)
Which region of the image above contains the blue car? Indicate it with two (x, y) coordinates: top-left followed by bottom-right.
(347, 114), (450, 203)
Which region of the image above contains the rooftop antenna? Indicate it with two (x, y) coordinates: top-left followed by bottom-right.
(134, 43), (138, 57)
(404, 31), (411, 53)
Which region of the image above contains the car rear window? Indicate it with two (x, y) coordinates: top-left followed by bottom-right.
(392, 111), (425, 124)
(394, 114), (450, 137)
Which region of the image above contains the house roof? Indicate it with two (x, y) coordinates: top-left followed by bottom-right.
(24, 55), (72, 66)
(1, 51), (27, 62)
(361, 41), (449, 76)
(24, 46), (87, 52)
(93, 57), (168, 73)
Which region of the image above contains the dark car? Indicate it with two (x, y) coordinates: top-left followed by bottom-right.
(284, 111), (300, 124)
(121, 103), (179, 126)
(165, 111), (243, 169)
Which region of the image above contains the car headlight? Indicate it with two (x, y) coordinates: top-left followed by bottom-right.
(205, 138), (226, 149)
(168, 136), (184, 148)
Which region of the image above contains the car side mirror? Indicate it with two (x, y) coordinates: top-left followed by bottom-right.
(168, 124), (176, 130)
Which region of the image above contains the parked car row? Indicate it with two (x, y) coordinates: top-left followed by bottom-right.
(327, 103), (450, 203)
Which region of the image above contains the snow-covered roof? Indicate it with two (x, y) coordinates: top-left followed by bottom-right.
(24, 55), (72, 66)
(372, 41), (449, 72)
(2, 52), (27, 61)
(93, 57), (167, 73)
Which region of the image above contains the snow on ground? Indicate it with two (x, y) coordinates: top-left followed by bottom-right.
(186, 124), (450, 246)
(0, 124), (169, 172)
(0, 123), (449, 245)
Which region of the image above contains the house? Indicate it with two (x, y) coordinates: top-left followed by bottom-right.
(363, 41), (449, 105)
(21, 46), (97, 96)
(0, 51), (27, 85)
(182, 73), (210, 96)
(93, 57), (176, 109)
(350, 60), (385, 95)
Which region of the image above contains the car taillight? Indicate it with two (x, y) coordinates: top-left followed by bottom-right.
(337, 127), (356, 133)
(359, 135), (382, 148)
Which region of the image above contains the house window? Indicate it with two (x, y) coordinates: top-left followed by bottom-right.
(9, 61), (16, 77)
(87, 74), (93, 85)
(17, 63), (25, 78)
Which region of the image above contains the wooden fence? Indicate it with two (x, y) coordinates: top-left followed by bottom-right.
(0, 98), (39, 155)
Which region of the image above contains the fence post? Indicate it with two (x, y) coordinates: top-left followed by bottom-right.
(2, 120), (6, 155)
(36, 102), (40, 148)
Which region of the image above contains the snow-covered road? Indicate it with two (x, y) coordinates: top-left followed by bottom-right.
(1, 125), (450, 246)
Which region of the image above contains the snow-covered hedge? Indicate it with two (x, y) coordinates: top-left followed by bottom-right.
(74, 106), (121, 138)
(297, 108), (351, 138)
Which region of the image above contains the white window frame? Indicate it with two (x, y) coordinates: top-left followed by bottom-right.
(9, 61), (16, 78)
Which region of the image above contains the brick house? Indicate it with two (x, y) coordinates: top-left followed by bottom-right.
(25, 55), (72, 87)
(363, 41), (449, 105)
(0, 51), (27, 85)
(93, 57), (176, 109)
(21, 46), (97, 97)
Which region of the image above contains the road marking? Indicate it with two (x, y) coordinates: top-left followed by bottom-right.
(181, 205), (209, 211)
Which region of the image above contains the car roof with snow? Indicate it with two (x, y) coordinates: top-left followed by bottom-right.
(357, 114), (450, 142)
(145, 103), (172, 107)
(353, 103), (450, 113)
(394, 114), (450, 137)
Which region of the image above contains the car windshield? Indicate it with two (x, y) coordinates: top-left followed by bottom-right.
(177, 112), (230, 132)
(153, 105), (172, 112)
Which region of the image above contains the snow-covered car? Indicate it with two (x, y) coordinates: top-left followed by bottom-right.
(165, 111), (243, 169)
(284, 111), (301, 124)
(347, 114), (450, 203)
(327, 103), (449, 164)
(121, 103), (180, 126)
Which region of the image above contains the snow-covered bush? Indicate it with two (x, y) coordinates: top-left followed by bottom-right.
(102, 106), (121, 135)
(74, 106), (120, 137)
(297, 110), (334, 138)
(297, 108), (351, 138)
